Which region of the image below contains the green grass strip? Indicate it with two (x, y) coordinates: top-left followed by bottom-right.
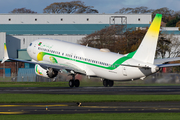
(0, 82), (69, 87)
(0, 113), (180, 120)
(1, 81), (180, 87)
(1, 94), (180, 103)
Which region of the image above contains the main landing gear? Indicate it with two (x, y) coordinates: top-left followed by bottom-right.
(69, 74), (80, 88)
(103, 79), (114, 87)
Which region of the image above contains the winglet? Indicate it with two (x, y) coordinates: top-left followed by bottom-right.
(1, 43), (9, 64)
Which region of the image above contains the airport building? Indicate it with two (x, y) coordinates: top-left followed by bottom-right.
(0, 13), (179, 79)
(0, 14), (152, 59)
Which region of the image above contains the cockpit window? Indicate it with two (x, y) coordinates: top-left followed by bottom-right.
(29, 43), (32, 46)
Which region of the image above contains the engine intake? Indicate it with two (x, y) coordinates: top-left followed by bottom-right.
(35, 64), (58, 78)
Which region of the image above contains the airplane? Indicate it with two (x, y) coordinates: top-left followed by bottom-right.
(2, 14), (180, 87)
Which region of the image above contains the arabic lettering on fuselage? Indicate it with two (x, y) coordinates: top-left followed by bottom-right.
(40, 43), (53, 49)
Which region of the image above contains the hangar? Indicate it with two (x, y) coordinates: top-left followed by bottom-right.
(0, 14), (152, 59)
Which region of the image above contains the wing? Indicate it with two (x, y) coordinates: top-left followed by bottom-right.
(1, 43), (86, 75)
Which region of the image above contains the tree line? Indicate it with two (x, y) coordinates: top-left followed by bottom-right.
(79, 25), (180, 59)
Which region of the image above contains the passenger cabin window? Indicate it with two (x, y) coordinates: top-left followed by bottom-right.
(35, 18), (37, 21)
(9, 18), (11, 21)
(138, 18), (141, 21)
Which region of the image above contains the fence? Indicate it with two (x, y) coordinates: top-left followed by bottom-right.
(1, 68), (180, 84)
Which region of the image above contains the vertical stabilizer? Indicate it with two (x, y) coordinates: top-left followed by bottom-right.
(132, 14), (162, 64)
(1, 43), (9, 64)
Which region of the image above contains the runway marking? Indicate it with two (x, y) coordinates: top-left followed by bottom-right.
(2, 104), (177, 111)
(0, 112), (26, 114)
(82, 106), (180, 111)
(82, 106), (180, 109)
(82, 106), (119, 108)
(0, 104), (68, 107)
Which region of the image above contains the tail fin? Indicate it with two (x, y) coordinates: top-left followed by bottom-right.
(1, 43), (9, 64)
(132, 14), (162, 64)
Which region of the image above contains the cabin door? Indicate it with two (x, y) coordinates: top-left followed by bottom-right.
(122, 67), (127, 76)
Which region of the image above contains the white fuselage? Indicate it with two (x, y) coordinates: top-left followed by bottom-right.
(27, 39), (158, 81)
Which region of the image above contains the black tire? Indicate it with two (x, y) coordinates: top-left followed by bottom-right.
(103, 79), (109, 87)
(74, 79), (80, 87)
(69, 79), (74, 87)
(109, 80), (114, 87)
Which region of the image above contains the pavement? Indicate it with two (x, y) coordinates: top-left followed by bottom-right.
(1, 86), (180, 114)
(1, 86), (180, 95)
(1, 102), (180, 114)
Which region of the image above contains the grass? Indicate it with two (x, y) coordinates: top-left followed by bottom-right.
(1, 94), (180, 103)
(0, 113), (180, 120)
(0, 82), (69, 87)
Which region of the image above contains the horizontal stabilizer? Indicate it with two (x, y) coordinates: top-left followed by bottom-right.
(157, 63), (180, 68)
(154, 57), (180, 65)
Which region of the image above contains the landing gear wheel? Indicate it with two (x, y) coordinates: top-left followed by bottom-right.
(103, 79), (114, 87)
(69, 79), (74, 87)
(103, 79), (109, 87)
(109, 80), (114, 87)
(74, 79), (80, 87)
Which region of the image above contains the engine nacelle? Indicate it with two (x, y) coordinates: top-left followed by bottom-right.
(35, 64), (58, 78)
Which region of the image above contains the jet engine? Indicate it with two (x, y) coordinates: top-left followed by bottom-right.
(35, 64), (58, 78)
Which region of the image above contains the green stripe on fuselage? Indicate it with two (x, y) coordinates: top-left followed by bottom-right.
(37, 51), (136, 70)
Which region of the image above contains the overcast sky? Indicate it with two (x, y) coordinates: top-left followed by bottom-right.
(0, 0), (180, 13)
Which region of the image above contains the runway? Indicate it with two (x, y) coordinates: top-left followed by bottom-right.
(1, 86), (180, 114)
(1, 102), (180, 114)
(1, 86), (180, 94)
